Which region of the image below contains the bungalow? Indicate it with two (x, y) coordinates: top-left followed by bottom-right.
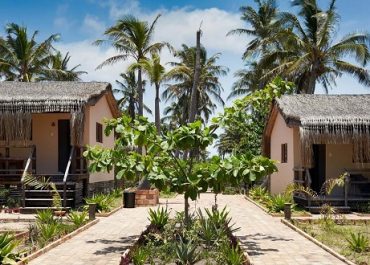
(263, 94), (370, 211)
(0, 81), (120, 211)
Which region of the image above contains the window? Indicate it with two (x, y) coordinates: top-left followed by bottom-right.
(96, 123), (103, 143)
(281, 143), (288, 163)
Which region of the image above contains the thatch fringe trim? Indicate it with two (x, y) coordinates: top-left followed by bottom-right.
(300, 117), (370, 167)
(0, 100), (86, 146)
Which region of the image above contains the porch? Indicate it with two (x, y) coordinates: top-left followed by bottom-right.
(0, 144), (88, 211)
(293, 167), (370, 213)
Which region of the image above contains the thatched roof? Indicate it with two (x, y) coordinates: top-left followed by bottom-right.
(0, 81), (119, 115)
(276, 94), (370, 126)
(264, 94), (370, 166)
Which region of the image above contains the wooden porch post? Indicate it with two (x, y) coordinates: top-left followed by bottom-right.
(344, 174), (349, 207)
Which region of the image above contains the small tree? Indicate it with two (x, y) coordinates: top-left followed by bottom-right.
(84, 116), (277, 223)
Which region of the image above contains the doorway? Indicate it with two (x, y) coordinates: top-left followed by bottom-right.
(58, 120), (71, 173)
(309, 144), (326, 193)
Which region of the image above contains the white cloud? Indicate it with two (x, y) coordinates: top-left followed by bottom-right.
(82, 15), (106, 36)
(54, 3), (74, 30)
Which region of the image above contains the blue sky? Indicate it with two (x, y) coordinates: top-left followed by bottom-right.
(1, 0), (370, 117)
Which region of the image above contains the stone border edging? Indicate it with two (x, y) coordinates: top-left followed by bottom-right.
(96, 205), (122, 217)
(17, 218), (99, 265)
(245, 196), (312, 217)
(0, 218), (35, 223)
(281, 219), (356, 265)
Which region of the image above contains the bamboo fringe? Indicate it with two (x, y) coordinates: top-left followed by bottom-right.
(300, 117), (370, 167)
(0, 100), (85, 146)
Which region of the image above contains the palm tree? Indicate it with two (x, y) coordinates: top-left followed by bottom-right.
(163, 45), (228, 126)
(228, 61), (268, 99)
(38, 51), (86, 81)
(0, 23), (59, 81)
(129, 53), (165, 133)
(258, 0), (370, 93)
(114, 72), (151, 120)
(228, 0), (281, 60)
(95, 15), (169, 116)
(232, 0), (370, 95)
(227, 0), (282, 98)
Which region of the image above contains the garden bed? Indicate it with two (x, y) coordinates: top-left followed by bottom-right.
(0, 209), (97, 264)
(284, 218), (369, 265)
(85, 189), (123, 215)
(120, 207), (250, 265)
(245, 195), (311, 217)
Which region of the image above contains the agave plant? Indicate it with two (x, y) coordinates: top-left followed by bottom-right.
(67, 211), (88, 227)
(346, 232), (369, 253)
(148, 207), (170, 230)
(85, 194), (114, 213)
(0, 233), (22, 264)
(175, 239), (199, 265)
(36, 209), (56, 225)
(220, 243), (245, 265)
(267, 193), (294, 213)
(204, 207), (239, 234)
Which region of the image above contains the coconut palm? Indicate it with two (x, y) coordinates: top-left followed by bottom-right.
(37, 51), (86, 81)
(163, 45), (228, 126)
(227, 0), (282, 98)
(228, 0), (281, 60)
(0, 23), (59, 81)
(129, 53), (165, 133)
(114, 72), (151, 120)
(260, 0), (370, 93)
(95, 15), (169, 116)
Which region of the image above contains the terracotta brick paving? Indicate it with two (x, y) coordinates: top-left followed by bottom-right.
(29, 193), (346, 265)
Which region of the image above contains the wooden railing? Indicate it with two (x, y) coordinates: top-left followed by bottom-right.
(62, 147), (74, 208)
(21, 146), (36, 207)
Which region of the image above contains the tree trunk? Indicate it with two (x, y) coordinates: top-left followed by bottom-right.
(129, 98), (135, 120)
(155, 83), (161, 134)
(184, 194), (190, 225)
(306, 73), (316, 94)
(188, 30), (201, 123)
(137, 67), (144, 116)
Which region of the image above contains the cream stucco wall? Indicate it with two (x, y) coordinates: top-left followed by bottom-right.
(85, 95), (115, 183)
(270, 112), (295, 194)
(32, 113), (71, 173)
(0, 113), (71, 173)
(326, 144), (370, 180)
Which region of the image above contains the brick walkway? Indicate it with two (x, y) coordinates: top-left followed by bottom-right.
(29, 193), (345, 265)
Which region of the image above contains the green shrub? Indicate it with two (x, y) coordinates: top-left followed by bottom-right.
(67, 211), (88, 227)
(221, 243), (245, 265)
(111, 188), (123, 198)
(85, 193), (113, 213)
(175, 239), (199, 265)
(249, 186), (269, 202)
(0, 233), (22, 264)
(132, 247), (149, 265)
(346, 232), (369, 253)
(36, 209), (56, 225)
(204, 207), (239, 234)
(197, 211), (220, 246)
(37, 223), (61, 246)
(267, 193), (293, 213)
(148, 207), (170, 229)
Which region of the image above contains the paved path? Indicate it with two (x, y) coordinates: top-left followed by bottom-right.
(29, 193), (345, 265)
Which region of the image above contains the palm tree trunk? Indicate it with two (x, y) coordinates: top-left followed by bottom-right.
(188, 30), (201, 123)
(137, 67), (144, 116)
(129, 98), (135, 120)
(155, 83), (161, 134)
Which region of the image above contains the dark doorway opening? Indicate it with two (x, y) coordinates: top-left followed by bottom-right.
(309, 144), (326, 193)
(58, 120), (71, 173)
